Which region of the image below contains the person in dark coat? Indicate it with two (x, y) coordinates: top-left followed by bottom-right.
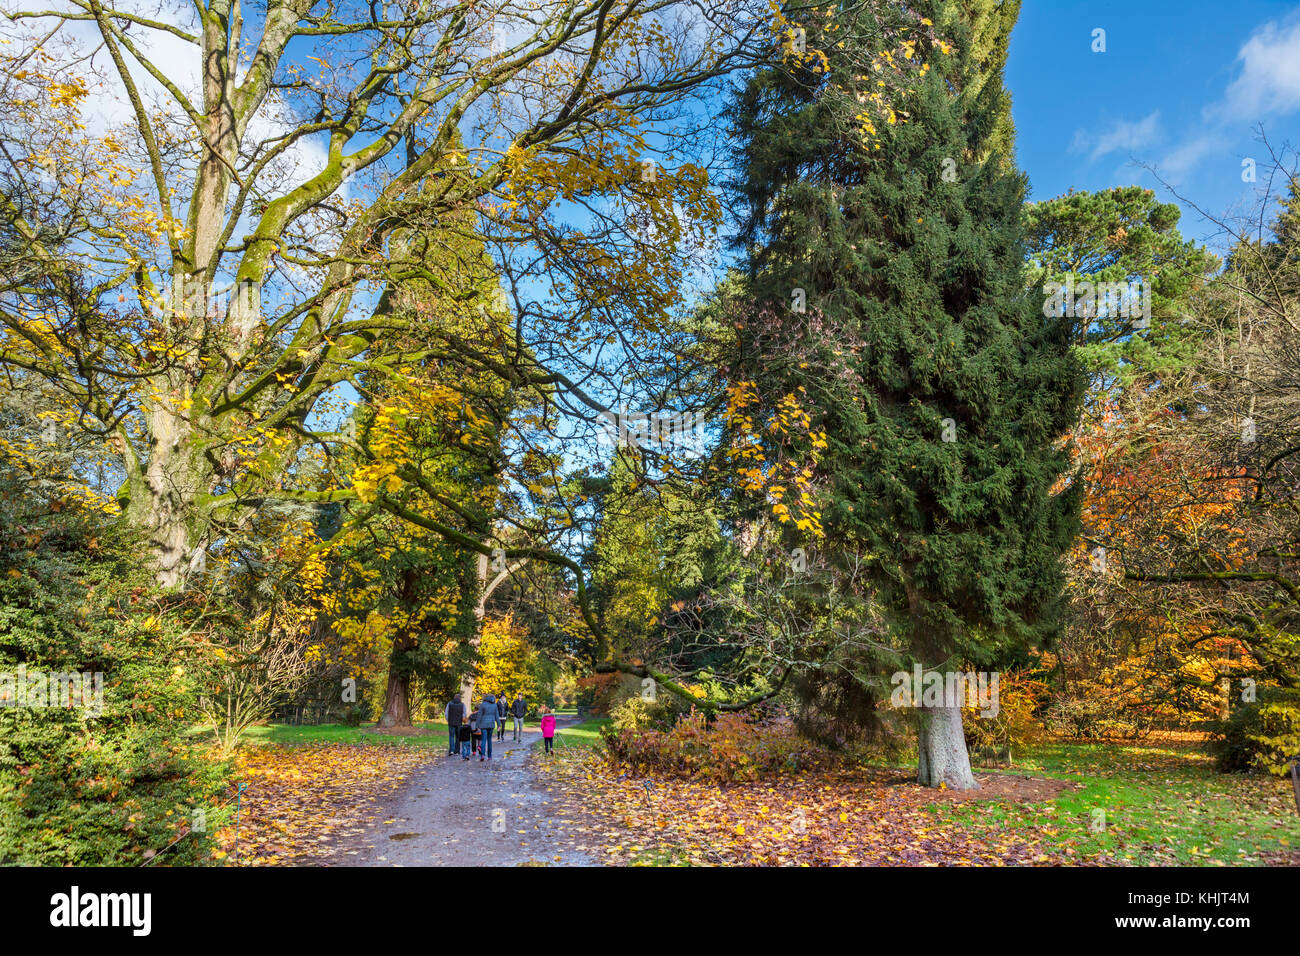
(476, 695), (498, 760)
(495, 693), (508, 741)
(445, 695), (465, 756)
(511, 694), (526, 741)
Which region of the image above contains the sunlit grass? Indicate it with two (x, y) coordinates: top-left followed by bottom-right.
(240, 721), (448, 748)
(933, 738), (1300, 865)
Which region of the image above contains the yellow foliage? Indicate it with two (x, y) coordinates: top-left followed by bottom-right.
(476, 614), (537, 700)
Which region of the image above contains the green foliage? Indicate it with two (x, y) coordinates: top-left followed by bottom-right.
(726, 0), (1082, 690)
(589, 448), (722, 663)
(552, 669), (579, 709)
(575, 671), (642, 715)
(0, 464), (225, 864)
(1212, 686), (1300, 777)
(608, 694), (680, 734)
(1024, 185), (1219, 391)
(526, 652), (560, 710)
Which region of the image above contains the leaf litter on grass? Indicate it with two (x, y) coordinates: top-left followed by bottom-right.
(213, 743), (432, 866)
(534, 750), (1084, 866)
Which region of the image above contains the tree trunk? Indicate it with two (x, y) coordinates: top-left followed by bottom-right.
(378, 613), (418, 727)
(916, 705), (979, 789)
(378, 670), (412, 728)
(460, 551), (494, 711)
(458, 552), (527, 710)
(124, 404), (209, 590)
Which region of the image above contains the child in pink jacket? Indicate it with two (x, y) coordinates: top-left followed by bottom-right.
(539, 707), (556, 755)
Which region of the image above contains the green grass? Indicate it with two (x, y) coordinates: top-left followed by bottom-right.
(931, 738), (1300, 865)
(627, 846), (694, 866)
(240, 716), (605, 752)
(549, 717), (610, 751)
(241, 721), (450, 748)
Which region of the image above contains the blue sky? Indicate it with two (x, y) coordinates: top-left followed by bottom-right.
(1007, 0), (1300, 254)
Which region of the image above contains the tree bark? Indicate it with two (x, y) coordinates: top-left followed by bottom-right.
(460, 552), (490, 711)
(378, 669), (413, 728)
(916, 705), (979, 790)
(124, 404), (209, 589)
(378, 592), (418, 727)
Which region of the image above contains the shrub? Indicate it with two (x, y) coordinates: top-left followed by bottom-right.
(602, 708), (839, 783)
(963, 669), (1048, 764)
(574, 672), (626, 714)
(0, 505), (227, 864)
(607, 694), (679, 734)
(1211, 685), (1300, 776)
(1045, 683), (1166, 740)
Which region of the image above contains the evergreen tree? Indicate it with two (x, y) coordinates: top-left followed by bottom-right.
(338, 134), (511, 727)
(1024, 186), (1219, 394)
(726, 1), (1082, 787)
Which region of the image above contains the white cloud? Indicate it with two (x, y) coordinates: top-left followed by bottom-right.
(1217, 14), (1300, 119)
(1156, 133), (1217, 183)
(1073, 111), (1161, 161)
(1149, 13), (1300, 185)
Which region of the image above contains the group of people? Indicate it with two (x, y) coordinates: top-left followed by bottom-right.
(443, 692), (558, 761)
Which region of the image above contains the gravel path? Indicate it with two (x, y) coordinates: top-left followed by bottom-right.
(337, 717), (598, 867)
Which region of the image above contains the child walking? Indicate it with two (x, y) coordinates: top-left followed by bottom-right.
(469, 712), (482, 757)
(458, 718), (473, 759)
(540, 706), (556, 755)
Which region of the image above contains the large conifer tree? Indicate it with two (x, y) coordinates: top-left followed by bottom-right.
(726, 0), (1082, 787)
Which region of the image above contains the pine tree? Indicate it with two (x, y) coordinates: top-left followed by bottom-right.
(1024, 185), (1219, 393)
(726, 1), (1082, 787)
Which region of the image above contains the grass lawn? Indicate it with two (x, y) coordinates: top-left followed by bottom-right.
(930, 738), (1300, 865)
(242, 721), (449, 748)
(240, 716), (603, 751)
(536, 729), (1299, 866)
(550, 717), (610, 751)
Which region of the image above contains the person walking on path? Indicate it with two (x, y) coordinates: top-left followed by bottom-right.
(458, 718), (473, 759)
(469, 712), (481, 757)
(540, 706), (556, 755)
(495, 693), (508, 741)
(477, 694), (498, 760)
(444, 695), (464, 756)
(511, 694), (526, 741)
